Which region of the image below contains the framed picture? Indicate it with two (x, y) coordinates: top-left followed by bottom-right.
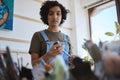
(0, 0), (14, 30)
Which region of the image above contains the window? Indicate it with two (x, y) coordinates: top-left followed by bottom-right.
(88, 1), (117, 43)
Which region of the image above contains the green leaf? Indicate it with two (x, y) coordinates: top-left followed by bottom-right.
(105, 32), (114, 36)
(115, 21), (120, 35)
(83, 56), (89, 61)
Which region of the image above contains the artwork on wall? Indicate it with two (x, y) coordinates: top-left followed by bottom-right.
(0, 0), (14, 30)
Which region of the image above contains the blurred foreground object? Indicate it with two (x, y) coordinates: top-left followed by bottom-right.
(0, 47), (19, 80)
(69, 57), (99, 80)
(84, 40), (102, 62)
(54, 55), (69, 80)
(84, 39), (120, 80)
(32, 58), (53, 80)
(103, 40), (120, 78)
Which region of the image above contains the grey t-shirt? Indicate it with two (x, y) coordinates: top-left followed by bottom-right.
(29, 29), (72, 57)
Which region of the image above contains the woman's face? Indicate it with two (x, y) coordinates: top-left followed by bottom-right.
(48, 6), (62, 27)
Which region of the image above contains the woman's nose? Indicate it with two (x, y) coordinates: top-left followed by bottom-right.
(53, 14), (57, 19)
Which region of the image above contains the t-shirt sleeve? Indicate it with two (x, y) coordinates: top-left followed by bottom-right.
(29, 32), (41, 54)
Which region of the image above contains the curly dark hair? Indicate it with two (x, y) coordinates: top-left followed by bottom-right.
(40, 1), (68, 25)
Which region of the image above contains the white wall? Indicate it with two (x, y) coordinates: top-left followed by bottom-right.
(69, 0), (91, 58)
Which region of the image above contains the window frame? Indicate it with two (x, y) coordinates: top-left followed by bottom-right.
(115, 0), (120, 23)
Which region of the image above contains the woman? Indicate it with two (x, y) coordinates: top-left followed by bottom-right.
(29, 1), (73, 67)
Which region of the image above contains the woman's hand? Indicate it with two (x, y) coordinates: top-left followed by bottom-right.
(47, 41), (64, 56)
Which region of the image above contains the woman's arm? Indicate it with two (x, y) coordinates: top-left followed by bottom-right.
(31, 52), (52, 66)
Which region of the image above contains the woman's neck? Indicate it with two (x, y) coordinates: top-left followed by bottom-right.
(47, 26), (59, 32)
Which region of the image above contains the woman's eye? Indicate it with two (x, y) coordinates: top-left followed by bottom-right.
(48, 13), (53, 15)
(57, 13), (61, 16)
(57, 12), (61, 15)
(48, 12), (61, 16)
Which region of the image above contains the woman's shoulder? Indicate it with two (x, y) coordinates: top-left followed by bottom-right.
(34, 30), (45, 35)
(32, 30), (45, 39)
